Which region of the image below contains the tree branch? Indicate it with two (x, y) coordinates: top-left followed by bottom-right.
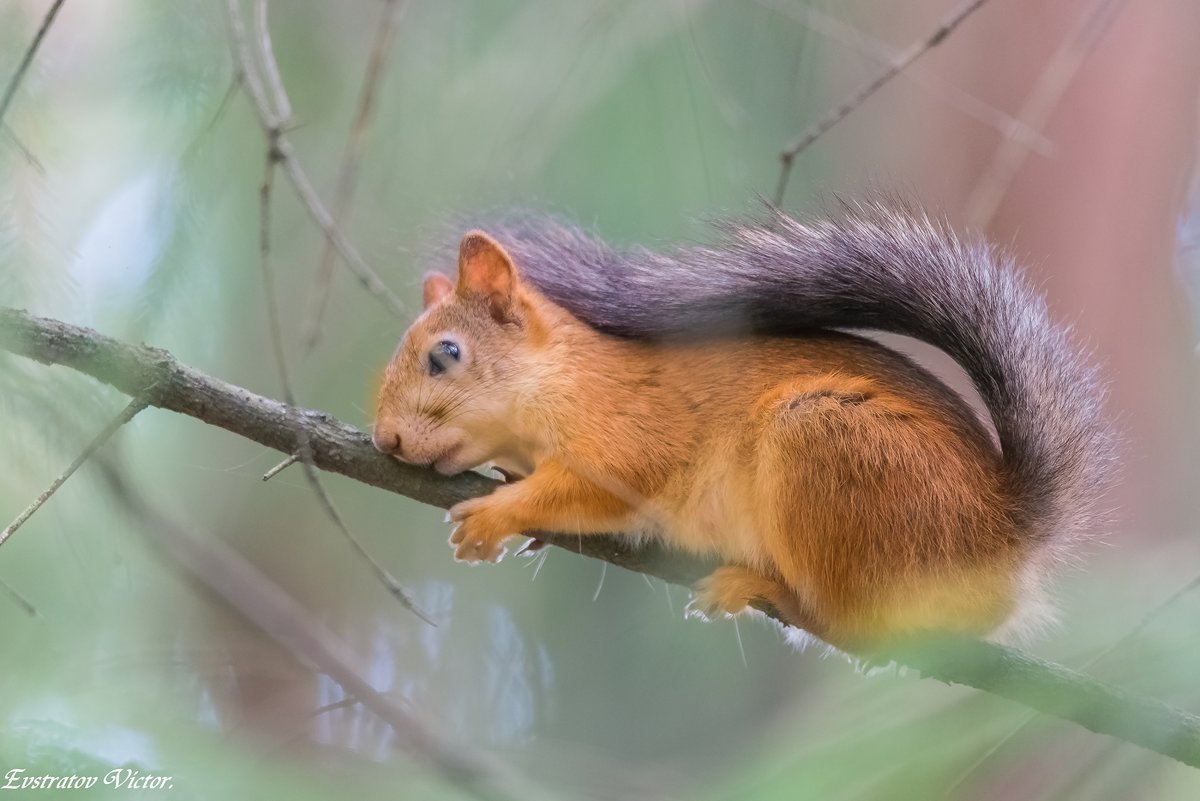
(964, 0), (1126, 227)
(755, 0), (1054, 157)
(302, 0), (407, 351)
(773, 0), (993, 206)
(2, 305), (1199, 769)
(0, 0), (67, 126)
(0, 393), (148, 547)
(0, 578), (37, 617)
(222, 0), (406, 318)
(257, 130), (431, 623)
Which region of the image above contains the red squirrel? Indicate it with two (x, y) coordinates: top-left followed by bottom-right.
(372, 203), (1114, 651)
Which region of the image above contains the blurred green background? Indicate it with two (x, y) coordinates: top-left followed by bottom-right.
(2, 0), (1199, 799)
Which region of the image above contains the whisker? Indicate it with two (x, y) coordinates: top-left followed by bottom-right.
(592, 562), (607, 601)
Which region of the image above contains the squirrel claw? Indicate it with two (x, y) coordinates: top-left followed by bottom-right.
(447, 498), (511, 563)
(448, 529), (507, 563)
(684, 594), (727, 622)
(448, 498), (486, 524)
(516, 538), (545, 555)
(688, 569), (753, 621)
(454, 541), (507, 564)
(683, 598), (712, 621)
(684, 597), (726, 622)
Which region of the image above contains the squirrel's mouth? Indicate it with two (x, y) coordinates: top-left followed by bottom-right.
(431, 444), (466, 476)
(387, 427), (469, 474)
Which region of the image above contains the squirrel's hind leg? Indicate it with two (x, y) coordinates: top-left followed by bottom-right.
(750, 373), (1019, 646)
(743, 374), (915, 648)
(689, 565), (829, 639)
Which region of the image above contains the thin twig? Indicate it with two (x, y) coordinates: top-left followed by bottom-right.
(757, 0), (1053, 157)
(1085, 577), (1200, 668)
(0, 578), (37, 616)
(257, 144), (287, 378)
(943, 567), (1200, 797)
(252, 0), (292, 124)
(5, 307), (1200, 768)
(302, 0), (407, 351)
(223, 0), (405, 318)
(258, 144), (432, 626)
(0, 394), (149, 548)
(964, 0), (1126, 227)
(1, 124), (46, 173)
(224, 0), (273, 125)
(773, 0), (994, 206)
(309, 696), (363, 719)
(262, 452), (298, 481)
(278, 143), (405, 310)
(181, 72), (243, 162)
(0, 0), (67, 126)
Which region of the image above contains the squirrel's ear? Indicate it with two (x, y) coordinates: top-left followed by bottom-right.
(422, 272), (454, 309)
(457, 231), (519, 322)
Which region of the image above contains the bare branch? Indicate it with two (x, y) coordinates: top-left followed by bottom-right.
(261, 452), (298, 481)
(947, 564), (1200, 792)
(773, 0), (993, 206)
(223, 0), (406, 318)
(303, 0), (407, 351)
(0, 393), (148, 548)
(258, 146), (286, 376)
(757, 0), (1054, 157)
(3, 305), (1200, 769)
(277, 143), (406, 312)
(96, 460), (525, 801)
(252, 0), (293, 124)
(965, 0), (1126, 227)
(0, 0), (67, 126)
(258, 144), (431, 625)
(223, 0), (273, 126)
(0, 578), (37, 616)
(1, 124), (46, 173)
(181, 72), (242, 162)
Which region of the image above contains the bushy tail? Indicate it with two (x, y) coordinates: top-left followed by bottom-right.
(485, 202), (1116, 548)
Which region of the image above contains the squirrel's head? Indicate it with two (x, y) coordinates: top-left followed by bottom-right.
(373, 231), (550, 475)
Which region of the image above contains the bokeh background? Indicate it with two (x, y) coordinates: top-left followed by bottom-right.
(2, 0), (1199, 799)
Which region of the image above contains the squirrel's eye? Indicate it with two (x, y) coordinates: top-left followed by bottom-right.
(427, 340), (461, 377)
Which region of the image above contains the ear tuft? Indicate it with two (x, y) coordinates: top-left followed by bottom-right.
(422, 272), (454, 309)
(457, 231), (519, 322)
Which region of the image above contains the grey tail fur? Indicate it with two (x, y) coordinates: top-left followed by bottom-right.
(480, 200), (1116, 549)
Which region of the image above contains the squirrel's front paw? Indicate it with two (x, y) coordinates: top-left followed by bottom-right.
(447, 497), (516, 564)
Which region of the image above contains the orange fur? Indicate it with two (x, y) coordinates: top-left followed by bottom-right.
(374, 235), (1030, 651)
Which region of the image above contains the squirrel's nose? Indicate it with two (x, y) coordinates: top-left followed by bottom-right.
(372, 423), (402, 455)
